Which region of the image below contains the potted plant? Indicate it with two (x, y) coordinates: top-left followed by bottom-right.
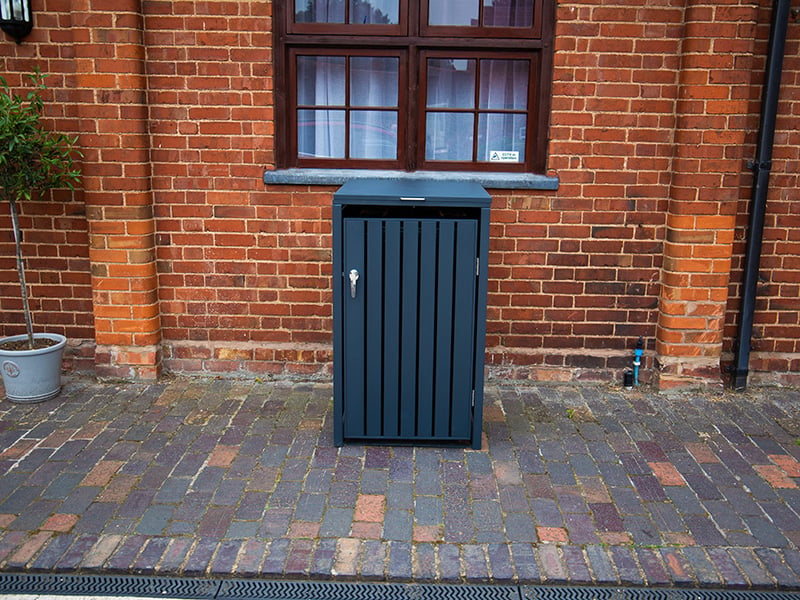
(0, 70), (81, 403)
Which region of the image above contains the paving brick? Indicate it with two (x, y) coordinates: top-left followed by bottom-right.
(106, 534), (149, 572)
(136, 505), (174, 536)
(755, 548), (799, 588)
(320, 507), (354, 538)
(561, 546), (592, 584)
(309, 538), (337, 579)
(5, 531), (52, 569)
(284, 538), (315, 576)
(133, 536), (170, 573)
(742, 515), (790, 548)
(728, 547), (776, 588)
(261, 538), (290, 576)
(609, 546), (644, 585)
(412, 542), (437, 581)
(635, 547), (670, 585)
(53, 534), (98, 571)
(29, 533), (77, 571)
(41, 513), (80, 533)
(461, 544), (489, 582)
(537, 544), (567, 583)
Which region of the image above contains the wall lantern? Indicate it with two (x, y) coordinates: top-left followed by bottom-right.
(0, 0), (33, 44)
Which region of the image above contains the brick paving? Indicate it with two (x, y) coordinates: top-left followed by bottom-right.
(0, 376), (799, 588)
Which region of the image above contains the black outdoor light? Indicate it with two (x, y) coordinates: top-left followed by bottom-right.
(0, 0), (33, 44)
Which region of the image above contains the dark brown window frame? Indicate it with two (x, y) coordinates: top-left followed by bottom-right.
(274, 0), (554, 174)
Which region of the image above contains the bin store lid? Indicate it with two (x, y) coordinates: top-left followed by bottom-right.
(334, 178), (491, 207)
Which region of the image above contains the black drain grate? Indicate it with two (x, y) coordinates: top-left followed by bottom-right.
(521, 586), (800, 600)
(0, 573), (218, 598)
(217, 580), (520, 600)
(0, 575), (798, 600)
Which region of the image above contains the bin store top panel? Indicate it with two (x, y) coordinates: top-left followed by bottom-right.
(334, 179), (491, 208)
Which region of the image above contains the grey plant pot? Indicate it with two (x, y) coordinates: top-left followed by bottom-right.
(0, 333), (67, 403)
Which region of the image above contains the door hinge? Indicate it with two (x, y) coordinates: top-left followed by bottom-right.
(476, 257), (479, 277)
(471, 389), (475, 408)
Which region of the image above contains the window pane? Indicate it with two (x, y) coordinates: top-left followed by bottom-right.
(351, 110), (398, 159)
(425, 112), (473, 161)
(478, 113), (526, 162)
(428, 0), (478, 26)
(426, 59), (475, 109)
(479, 60), (528, 110)
(298, 109), (346, 158)
(351, 57), (399, 107)
(295, 0), (345, 23)
(350, 0), (399, 24)
(297, 56), (346, 106)
(483, 0), (534, 27)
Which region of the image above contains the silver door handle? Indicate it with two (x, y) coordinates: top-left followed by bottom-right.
(349, 269), (359, 298)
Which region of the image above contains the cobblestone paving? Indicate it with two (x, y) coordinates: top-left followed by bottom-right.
(1, 377), (799, 588)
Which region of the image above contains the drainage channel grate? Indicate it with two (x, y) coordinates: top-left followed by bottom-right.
(0, 573), (218, 597)
(521, 587), (800, 600)
(0, 575), (798, 600)
(217, 579), (520, 599)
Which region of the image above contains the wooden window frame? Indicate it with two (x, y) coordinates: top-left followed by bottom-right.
(274, 0), (554, 174)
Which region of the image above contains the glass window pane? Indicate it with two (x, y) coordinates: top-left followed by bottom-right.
(425, 112), (474, 161)
(428, 0), (478, 26)
(351, 111), (398, 159)
(479, 60), (528, 110)
(483, 0), (534, 27)
(298, 109), (346, 158)
(350, 0), (399, 24)
(297, 56), (346, 106)
(426, 59), (476, 109)
(351, 57), (399, 107)
(295, 0), (345, 23)
(477, 113), (526, 162)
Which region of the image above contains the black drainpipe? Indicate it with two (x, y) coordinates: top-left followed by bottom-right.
(732, 0), (793, 391)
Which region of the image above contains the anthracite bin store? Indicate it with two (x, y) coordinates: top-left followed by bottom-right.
(332, 179), (491, 449)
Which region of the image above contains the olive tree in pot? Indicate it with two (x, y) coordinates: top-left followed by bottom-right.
(0, 71), (81, 403)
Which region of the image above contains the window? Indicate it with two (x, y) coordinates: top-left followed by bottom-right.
(275, 0), (553, 173)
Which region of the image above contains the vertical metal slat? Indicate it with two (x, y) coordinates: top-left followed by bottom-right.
(400, 220), (420, 437)
(416, 220), (437, 438)
(434, 221), (455, 437)
(365, 219), (384, 437)
(382, 220), (402, 437)
(343, 218), (366, 437)
(451, 220), (479, 438)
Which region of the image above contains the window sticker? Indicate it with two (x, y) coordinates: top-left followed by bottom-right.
(489, 150), (519, 162)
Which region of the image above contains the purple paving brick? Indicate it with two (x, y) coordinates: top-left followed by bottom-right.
(388, 541), (413, 580)
(438, 543), (462, 582)
(414, 543), (437, 581)
(635, 547), (670, 586)
(537, 544), (567, 584)
(562, 545), (592, 584)
(609, 546), (644, 585)
(755, 548), (800, 588)
(309, 538), (337, 579)
(284, 538), (315, 576)
(158, 538), (194, 575)
(589, 503), (624, 532)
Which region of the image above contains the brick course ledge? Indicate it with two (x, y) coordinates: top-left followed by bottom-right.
(263, 168), (560, 190)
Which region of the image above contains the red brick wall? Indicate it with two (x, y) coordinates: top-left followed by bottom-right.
(1, 0), (798, 388)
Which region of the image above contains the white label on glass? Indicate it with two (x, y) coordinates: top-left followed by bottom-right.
(489, 151), (519, 162)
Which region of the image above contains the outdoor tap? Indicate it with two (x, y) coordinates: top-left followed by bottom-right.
(634, 336), (644, 386)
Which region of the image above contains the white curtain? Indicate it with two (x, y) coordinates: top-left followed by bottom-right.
(297, 55), (398, 159)
(297, 56), (346, 158)
(350, 57), (399, 159)
(477, 59), (528, 161)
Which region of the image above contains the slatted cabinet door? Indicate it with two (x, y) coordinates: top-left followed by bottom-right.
(341, 215), (479, 444)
